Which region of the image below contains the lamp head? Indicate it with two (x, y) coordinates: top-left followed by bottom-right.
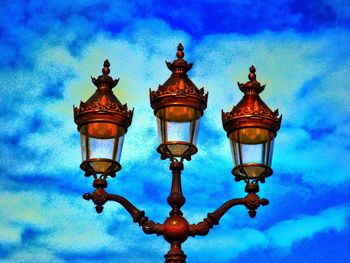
(222, 66), (282, 183)
(74, 60), (133, 177)
(150, 44), (208, 161)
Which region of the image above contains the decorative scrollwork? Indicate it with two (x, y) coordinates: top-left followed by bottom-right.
(74, 96), (133, 119)
(232, 165), (273, 184)
(150, 43), (208, 108)
(149, 84), (208, 101)
(157, 142), (197, 162)
(222, 100), (279, 121)
(83, 188), (108, 213)
(80, 161), (97, 178)
(103, 161), (120, 178)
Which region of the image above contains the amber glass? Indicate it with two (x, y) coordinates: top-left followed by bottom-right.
(80, 122), (125, 173)
(156, 106), (201, 156)
(229, 128), (275, 178)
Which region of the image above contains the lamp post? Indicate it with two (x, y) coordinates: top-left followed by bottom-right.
(73, 44), (281, 262)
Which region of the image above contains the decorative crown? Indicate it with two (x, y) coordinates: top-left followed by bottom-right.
(150, 43), (208, 112)
(74, 60), (133, 130)
(222, 66), (282, 135)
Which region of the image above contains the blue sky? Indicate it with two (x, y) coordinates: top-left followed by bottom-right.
(0, 0), (350, 262)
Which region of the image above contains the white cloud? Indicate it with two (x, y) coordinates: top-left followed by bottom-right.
(1, 7), (350, 262)
(185, 204), (349, 262)
(0, 189), (155, 254)
(1, 183), (348, 262)
(1, 248), (65, 263)
(3, 23), (350, 188)
(266, 205), (349, 248)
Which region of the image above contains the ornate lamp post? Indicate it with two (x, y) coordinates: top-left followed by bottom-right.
(73, 44), (281, 262)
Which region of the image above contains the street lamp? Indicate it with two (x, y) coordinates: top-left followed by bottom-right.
(73, 44), (281, 262)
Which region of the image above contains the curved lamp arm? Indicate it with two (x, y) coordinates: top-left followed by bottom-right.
(190, 193), (269, 237)
(82, 180), (164, 236)
(107, 194), (164, 235)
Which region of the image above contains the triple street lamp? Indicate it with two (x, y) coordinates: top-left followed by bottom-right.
(73, 43), (281, 262)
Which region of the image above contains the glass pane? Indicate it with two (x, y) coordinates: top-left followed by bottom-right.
(115, 135), (124, 163)
(157, 120), (191, 142)
(229, 128), (275, 178)
(190, 118), (200, 145)
(230, 140), (275, 165)
(157, 106), (201, 122)
(89, 160), (113, 174)
(88, 122), (123, 139)
(241, 143), (263, 164)
(230, 140), (239, 166)
(156, 106), (201, 157)
(230, 128), (274, 144)
(79, 123), (125, 174)
(268, 140), (274, 166)
(89, 137), (115, 160)
(165, 144), (190, 157)
(80, 129), (88, 161)
(156, 107), (201, 142)
(262, 139), (274, 167)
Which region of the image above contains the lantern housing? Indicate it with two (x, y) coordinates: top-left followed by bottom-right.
(150, 44), (208, 161)
(74, 60), (133, 177)
(222, 66), (282, 183)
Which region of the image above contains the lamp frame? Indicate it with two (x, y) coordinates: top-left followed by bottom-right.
(74, 60), (133, 178)
(150, 43), (208, 161)
(222, 65), (282, 183)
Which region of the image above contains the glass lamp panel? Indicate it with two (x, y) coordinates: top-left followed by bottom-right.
(79, 122), (125, 173)
(229, 128), (275, 178)
(156, 106), (201, 156)
(115, 134), (125, 163)
(80, 127), (88, 161)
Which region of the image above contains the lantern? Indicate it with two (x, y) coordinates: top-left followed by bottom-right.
(222, 66), (282, 182)
(74, 60), (133, 177)
(150, 43), (208, 161)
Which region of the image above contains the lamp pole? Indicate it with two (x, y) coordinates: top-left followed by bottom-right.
(74, 44), (281, 263)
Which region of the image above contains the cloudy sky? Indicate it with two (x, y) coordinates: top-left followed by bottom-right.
(1, 0), (350, 262)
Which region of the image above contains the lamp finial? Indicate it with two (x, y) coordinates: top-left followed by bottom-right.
(177, 43), (184, 59)
(102, 59), (110, 75)
(248, 65), (256, 81)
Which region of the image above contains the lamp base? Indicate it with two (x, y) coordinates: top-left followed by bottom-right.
(232, 164), (272, 183)
(80, 159), (121, 178)
(157, 142), (197, 162)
